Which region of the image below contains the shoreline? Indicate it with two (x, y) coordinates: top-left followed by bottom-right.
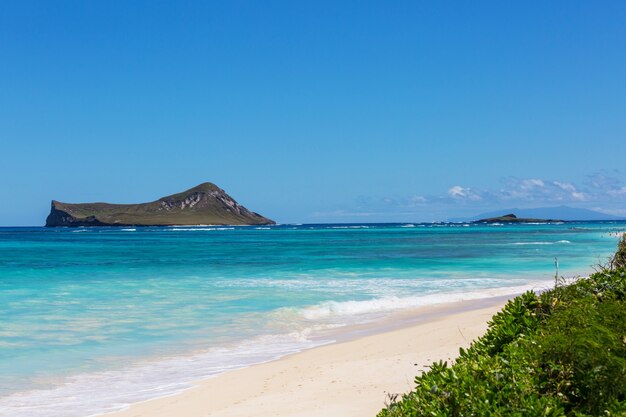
(99, 294), (515, 417)
(0, 281), (559, 417)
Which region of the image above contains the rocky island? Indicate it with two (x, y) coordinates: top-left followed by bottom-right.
(45, 182), (275, 227)
(472, 213), (561, 224)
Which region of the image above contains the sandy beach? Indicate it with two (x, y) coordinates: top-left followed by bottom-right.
(101, 296), (510, 417)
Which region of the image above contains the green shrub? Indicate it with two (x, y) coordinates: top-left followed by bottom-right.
(378, 267), (626, 417)
(533, 292), (626, 414)
(611, 233), (626, 270)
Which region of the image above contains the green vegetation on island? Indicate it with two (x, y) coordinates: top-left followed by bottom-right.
(473, 213), (562, 224)
(45, 182), (275, 227)
(379, 234), (626, 416)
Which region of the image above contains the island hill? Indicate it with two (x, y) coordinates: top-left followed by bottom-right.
(472, 213), (561, 224)
(45, 182), (275, 227)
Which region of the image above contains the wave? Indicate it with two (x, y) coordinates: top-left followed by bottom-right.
(165, 227), (235, 231)
(0, 275), (555, 417)
(212, 275), (523, 293)
(511, 240), (571, 245)
(297, 280), (554, 320)
(522, 222), (563, 225)
(0, 332), (330, 417)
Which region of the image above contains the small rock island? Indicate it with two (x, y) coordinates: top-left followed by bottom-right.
(472, 213), (561, 224)
(45, 182), (275, 227)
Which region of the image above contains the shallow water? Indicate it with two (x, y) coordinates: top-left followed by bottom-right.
(0, 222), (623, 416)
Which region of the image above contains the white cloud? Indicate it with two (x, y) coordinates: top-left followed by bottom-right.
(553, 181), (576, 192)
(520, 179), (545, 189)
(449, 176), (624, 205)
(448, 185), (466, 198)
(448, 186), (481, 201)
(552, 181), (587, 201)
(499, 177), (551, 200)
(333, 174), (626, 222)
(410, 195), (428, 204)
(613, 186), (626, 195)
(495, 177), (598, 202)
(595, 207), (626, 216)
(586, 173), (622, 190)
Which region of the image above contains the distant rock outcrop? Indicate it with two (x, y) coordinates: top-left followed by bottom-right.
(449, 206), (625, 222)
(45, 182), (275, 227)
(472, 213), (561, 224)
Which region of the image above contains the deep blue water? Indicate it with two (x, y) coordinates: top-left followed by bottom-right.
(0, 222), (624, 416)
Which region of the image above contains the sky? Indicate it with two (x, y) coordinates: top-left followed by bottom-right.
(1, 1), (625, 225)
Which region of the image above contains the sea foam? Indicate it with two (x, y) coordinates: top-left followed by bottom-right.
(298, 280), (554, 321)
(0, 333), (329, 417)
(0, 280), (553, 417)
(511, 240), (571, 245)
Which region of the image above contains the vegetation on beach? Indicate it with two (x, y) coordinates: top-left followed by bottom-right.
(612, 234), (626, 270)
(379, 234), (626, 416)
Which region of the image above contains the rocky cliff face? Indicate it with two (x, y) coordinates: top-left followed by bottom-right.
(45, 183), (275, 227)
(46, 204), (108, 227)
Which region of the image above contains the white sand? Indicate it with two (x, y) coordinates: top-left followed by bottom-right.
(101, 296), (508, 417)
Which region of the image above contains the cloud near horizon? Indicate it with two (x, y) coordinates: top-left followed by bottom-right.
(446, 173), (626, 205)
(312, 172), (626, 221)
(447, 185), (482, 200)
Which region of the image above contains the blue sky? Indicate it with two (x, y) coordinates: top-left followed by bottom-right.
(1, 1), (625, 225)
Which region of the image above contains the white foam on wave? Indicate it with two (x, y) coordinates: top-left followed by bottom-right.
(165, 227), (235, 232)
(0, 332), (330, 417)
(120, 228), (136, 232)
(400, 224), (415, 228)
(511, 240), (571, 245)
(215, 276), (511, 293)
(330, 225), (370, 229)
(0, 274), (559, 417)
(298, 280), (554, 321)
(603, 230), (626, 238)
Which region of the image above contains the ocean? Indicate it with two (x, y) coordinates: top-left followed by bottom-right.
(0, 222), (624, 416)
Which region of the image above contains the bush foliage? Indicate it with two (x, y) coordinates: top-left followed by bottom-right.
(379, 236), (626, 417)
(611, 233), (626, 270)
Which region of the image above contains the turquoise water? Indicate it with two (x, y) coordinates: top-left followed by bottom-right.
(0, 222), (624, 416)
